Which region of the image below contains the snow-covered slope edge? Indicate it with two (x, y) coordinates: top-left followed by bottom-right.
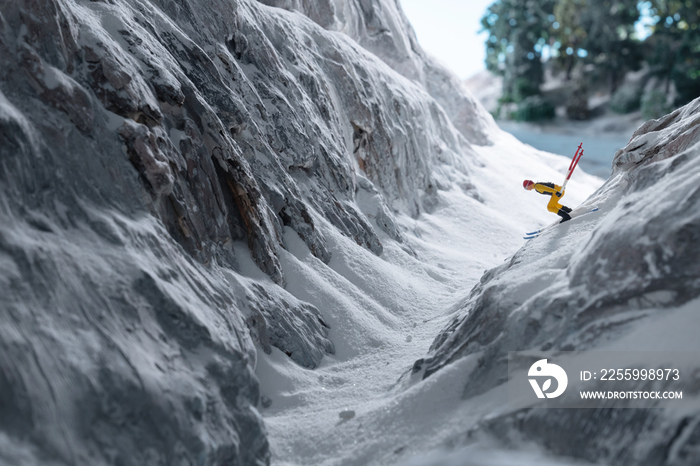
(414, 98), (700, 464)
(0, 0), (504, 464)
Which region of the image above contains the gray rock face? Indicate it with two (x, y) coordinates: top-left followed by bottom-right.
(0, 0), (492, 463)
(243, 283), (335, 369)
(256, 0), (497, 146)
(416, 97), (700, 465)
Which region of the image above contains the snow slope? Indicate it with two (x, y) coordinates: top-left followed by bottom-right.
(415, 98), (700, 465)
(0, 0), (603, 465)
(259, 131), (601, 465)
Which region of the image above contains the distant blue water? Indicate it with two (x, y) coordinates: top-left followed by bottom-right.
(498, 122), (631, 179)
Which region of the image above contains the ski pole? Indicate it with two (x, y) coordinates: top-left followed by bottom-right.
(567, 143), (582, 173)
(561, 144), (583, 192)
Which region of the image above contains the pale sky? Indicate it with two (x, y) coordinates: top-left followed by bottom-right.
(400, 0), (494, 79)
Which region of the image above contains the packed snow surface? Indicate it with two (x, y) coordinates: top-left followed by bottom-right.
(258, 128), (601, 465)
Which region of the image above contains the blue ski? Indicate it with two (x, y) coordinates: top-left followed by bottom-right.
(523, 207), (599, 240)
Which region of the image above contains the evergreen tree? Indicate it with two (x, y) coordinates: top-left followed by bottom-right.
(648, 0), (700, 105)
(576, 0), (643, 93)
(482, 0), (555, 103)
(551, 0), (588, 81)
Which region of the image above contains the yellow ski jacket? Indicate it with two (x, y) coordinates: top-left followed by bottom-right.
(534, 182), (565, 213)
(534, 182), (563, 196)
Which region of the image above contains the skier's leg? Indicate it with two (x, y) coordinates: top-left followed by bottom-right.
(562, 206), (572, 213)
(547, 195), (563, 213)
(557, 208), (572, 223)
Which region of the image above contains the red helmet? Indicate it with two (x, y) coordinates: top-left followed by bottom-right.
(523, 180), (534, 189)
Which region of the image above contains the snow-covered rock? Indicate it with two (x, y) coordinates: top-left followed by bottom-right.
(0, 0), (502, 463)
(257, 0), (497, 145)
(417, 97), (700, 465)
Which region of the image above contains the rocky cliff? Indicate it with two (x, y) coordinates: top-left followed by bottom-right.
(258, 0), (495, 146)
(0, 0), (494, 464)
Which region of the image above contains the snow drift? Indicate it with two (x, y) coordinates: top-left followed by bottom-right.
(416, 97), (700, 465)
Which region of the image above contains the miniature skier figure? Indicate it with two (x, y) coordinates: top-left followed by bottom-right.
(523, 180), (572, 222)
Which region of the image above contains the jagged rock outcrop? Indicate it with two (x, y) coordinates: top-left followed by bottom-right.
(257, 0), (496, 146)
(0, 0), (493, 463)
(415, 97), (700, 465)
